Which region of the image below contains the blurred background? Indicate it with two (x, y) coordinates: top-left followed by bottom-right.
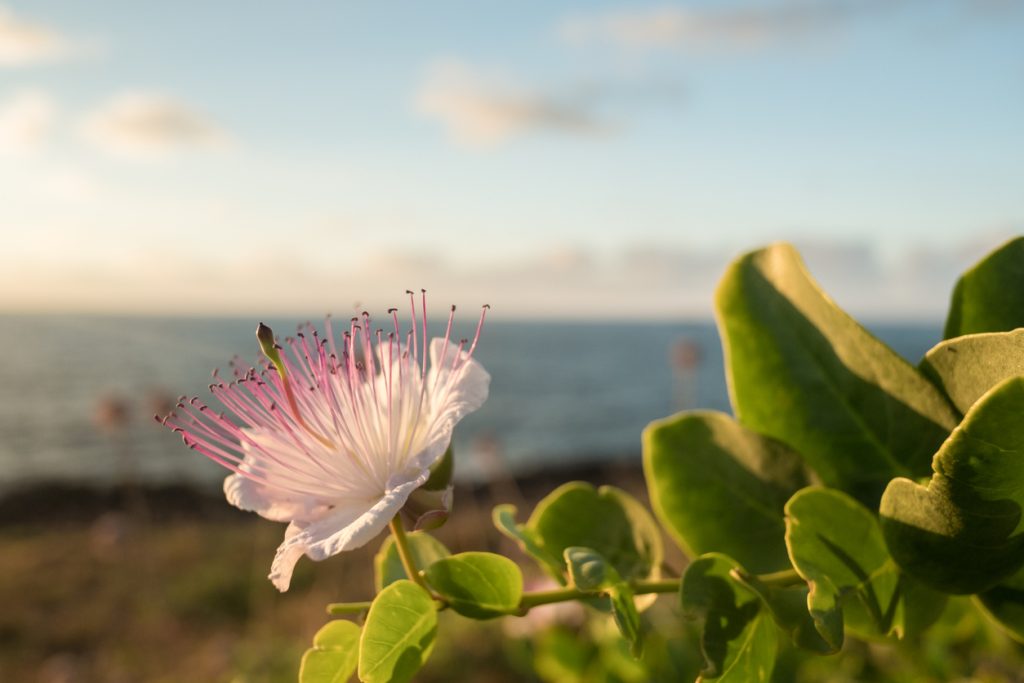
(1, 1), (1023, 681)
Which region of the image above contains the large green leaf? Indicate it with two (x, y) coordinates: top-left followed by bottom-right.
(643, 410), (809, 572)
(565, 547), (643, 656)
(944, 237), (1024, 339)
(423, 552), (523, 619)
(681, 554), (777, 682)
(374, 532), (451, 592)
(977, 565), (1024, 643)
(716, 243), (958, 506)
(880, 377), (1024, 594)
(921, 329), (1024, 415)
(786, 487), (945, 640)
(300, 620), (361, 683)
(521, 482), (663, 584)
(358, 580), (437, 683)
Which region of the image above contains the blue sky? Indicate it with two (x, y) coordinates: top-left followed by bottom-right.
(0, 1), (1022, 318)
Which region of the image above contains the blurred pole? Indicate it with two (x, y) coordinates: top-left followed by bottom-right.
(93, 392), (148, 522)
(670, 338), (701, 412)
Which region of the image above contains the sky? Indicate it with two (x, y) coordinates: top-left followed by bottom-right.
(0, 0), (1022, 319)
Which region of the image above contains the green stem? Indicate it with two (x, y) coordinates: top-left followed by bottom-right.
(389, 516), (430, 592)
(328, 568), (802, 619)
(516, 577), (681, 614)
(756, 568), (805, 588)
(518, 586), (582, 611)
(633, 578), (680, 594)
(326, 600), (373, 615)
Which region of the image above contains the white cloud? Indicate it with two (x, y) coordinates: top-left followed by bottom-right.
(416, 61), (610, 147)
(0, 5), (71, 66)
(561, 1), (896, 52)
(0, 90), (55, 152)
(0, 233), (1016, 320)
(80, 92), (228, 159)
(39, 166), (100, 202)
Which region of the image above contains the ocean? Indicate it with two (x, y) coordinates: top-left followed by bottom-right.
(0, 314), (944, 492)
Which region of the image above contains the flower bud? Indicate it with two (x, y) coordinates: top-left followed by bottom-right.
(256, 322), (286, 375)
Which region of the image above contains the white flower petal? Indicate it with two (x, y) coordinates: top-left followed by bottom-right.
(267, 467), (430, 591)
(411, 338), (490, 472)
(428, 338), (491, 419)
(223, 474), (330, 523)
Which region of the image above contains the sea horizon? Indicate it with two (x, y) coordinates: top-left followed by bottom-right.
(0, 314), (946, 494)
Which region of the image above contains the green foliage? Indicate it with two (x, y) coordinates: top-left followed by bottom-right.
(977, 566), (1024, 643)
(715, 242), (958, 506)
(643, 410), (809, 572)
(374, 532), (450, 592)
(299, 620), (361, 683)
(786, 487), (945, 640)
(880, 376), (1024, 594)
(495, 483), (663, 585)
(532, 628), (597, 683)
(732, 572), (840, 654)
(528, 483), (663, 583)
(565, 547), (643, 656)
(680, 554), (777, 682)
(288, 237), (1024, 683)
(358, 580), (438, 683)
(423, 447), (454, 491)
(944, 237), (1024, 338)
(921, 329), (1024, 414)
(423, 552), (523, 619)
(493, 503), (566, 581)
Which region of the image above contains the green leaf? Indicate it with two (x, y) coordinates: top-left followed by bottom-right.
(564, 546), (643, 656)
(880, 376), (1024, 594)
(643, 410), (809, 572)
(976, 566), (1024, 643)
(374, 531), (450, 592)
(492, 504), (566, 582)
(565, 546), (619, 593)
(681, 553), (777, 682)
(526, 482), (663, 583)
(423, 551), (523, 619)
(358, 580), (438, 683)
(423, 446), (453, 490)
(732, 574), (840, 654)
(786, 487), (945, 640)
(609, 588), (643, 658)
(921, 329), (1024, 415)
(299, 620), (361, 683)
(716, 243), (958, 506)
(944, 237), (1024, 339)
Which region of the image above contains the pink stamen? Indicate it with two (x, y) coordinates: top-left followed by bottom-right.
(159, 292), (489, 501)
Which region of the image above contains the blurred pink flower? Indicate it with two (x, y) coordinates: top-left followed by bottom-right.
(160, 293), (489, 590)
